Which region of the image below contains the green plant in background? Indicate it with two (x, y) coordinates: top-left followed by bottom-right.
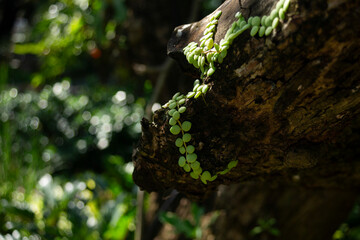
(250, 217), (280, 237)
(0, 79), (143, 239)
(0, 166), (136, 240)
(159, 203), (219, 240)
(333, 202), (360, 240)
(11, 0), (128, 85)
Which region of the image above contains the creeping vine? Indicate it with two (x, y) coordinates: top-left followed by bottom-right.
(162, 0), (290, 184)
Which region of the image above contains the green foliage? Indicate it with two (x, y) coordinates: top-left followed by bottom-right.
(0, 0), (143, 237)
(250, 218), (280, 237)
(163, 86), (223, 184)
(0, 80), (142, 239)
(333, 202), (360, 240)
(159, 203), (207, 240)
(184, 0), (291, 79)
(11, 0), (128, 84)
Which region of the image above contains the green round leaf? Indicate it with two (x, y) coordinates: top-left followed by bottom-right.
(272, 17), (279, 29)
(261, 16), (267, 26)
(228, 160), (238, 169)
(218, 55), (224, 64)
(209, 174), (217, 181)
(213, 10), (222, 19)
(252, 16), (261, 26)
(283, 0), (290, 12)
(191, 161), (200, 170)
(279, 8), (285, 20)
(193, 83), (200, 92)
(250, 26), (259, 36)
(207, 52), (214, 62)
(206, 38), (214, 49)
(172, 92), (180, 100)
(169, 102), (177, 109)
(258, 26), (266, 37)
(179, 147), (186, 154)
(178, 156), (186, 167)
(172, 111), (180, 120)
(190, 171), (199, 179)
(270, 9), (278, 20)
(201, 178), (207, 184)
(169, 117), (177, 126)
(183, 133), (191, 142)
(194, 91), (202, 99)
(239, 21), (247, 29)
(202, 171), (211, 180)
(197, 85), (204, 93)
(186, 153), (197, 163)
(178, 99), (186, 105)
(200, 171), (211, 184)
(178, 106), (186, 113)
(186, 92), (196, 98)
(186, 145), (195, 154)
(194, 47), (202, 55)
(182, 121), (192, 132)
(168, 109), (176, 116)
(265, 26), (273, 36)
(213, 52), (219, 61)
(214, 43), (220, 52)
(265, 16), (272, 27)
(175, 138), (183, 147)
(194, 167), (202, 175)
(170, 125), (181, 135)
(202, 85), (209, 94)
(183, 164), (191, 172)
(176, 95), (184, 101)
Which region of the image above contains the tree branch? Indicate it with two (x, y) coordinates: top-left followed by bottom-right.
(133, 0), (360, 200)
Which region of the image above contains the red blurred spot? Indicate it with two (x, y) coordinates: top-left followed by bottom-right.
(90, 48), (101, 59)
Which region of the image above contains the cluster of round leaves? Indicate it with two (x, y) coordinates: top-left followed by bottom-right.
(245, 0), (290, 37)
(162, 80), (239, 184)
(183, 0), (290, 79)
(183, 11), (223, 79)
(225, 0), (290, 40)
(162, 0), (290, 184)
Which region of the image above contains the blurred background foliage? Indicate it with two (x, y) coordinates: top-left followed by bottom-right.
(0, 0), (152, 239)
(0, 0), (359, 239)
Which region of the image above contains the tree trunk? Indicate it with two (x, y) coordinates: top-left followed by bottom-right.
(133, 0), (360, 238)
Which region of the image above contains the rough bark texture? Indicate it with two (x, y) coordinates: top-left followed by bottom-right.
(133, 0), (360, 198)
(210, 184), (357, 240)
(133, 0), (360, 239)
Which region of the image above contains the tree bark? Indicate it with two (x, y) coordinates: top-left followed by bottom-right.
(133, 0), (360, 197)
(133, 0), (360, 237)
